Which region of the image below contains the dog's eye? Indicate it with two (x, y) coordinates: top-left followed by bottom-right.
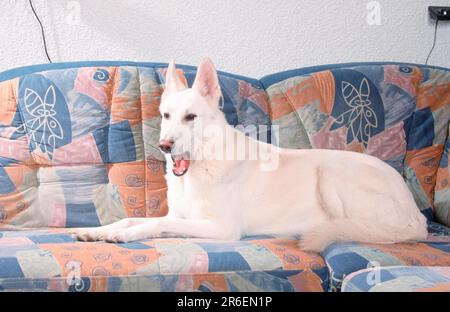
(163, 113), (170, 119)
(184, 114), (197, 122)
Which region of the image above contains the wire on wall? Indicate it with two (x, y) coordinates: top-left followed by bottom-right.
(425, 19), (439, 65)
(28, 0), (53, 63)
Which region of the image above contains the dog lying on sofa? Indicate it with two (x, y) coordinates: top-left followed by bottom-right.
(75, 58), (428, 252)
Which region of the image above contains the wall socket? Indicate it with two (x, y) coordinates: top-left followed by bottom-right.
(429, 6), (450, 20)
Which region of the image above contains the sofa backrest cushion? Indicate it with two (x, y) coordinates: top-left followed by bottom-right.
(264, 64), (450, 221)
(0, 63), (270, 228)
(1, 62), (448, 228)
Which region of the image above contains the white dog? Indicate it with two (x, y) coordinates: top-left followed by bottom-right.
(75, 58), (428, 252)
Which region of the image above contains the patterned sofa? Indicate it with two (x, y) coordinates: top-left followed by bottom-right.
(0, 61), (448, 292)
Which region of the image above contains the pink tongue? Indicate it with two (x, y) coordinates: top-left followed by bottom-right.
(174, 159), (190, 175)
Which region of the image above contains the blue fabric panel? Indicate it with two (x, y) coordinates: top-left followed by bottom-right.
(115, 242), (154, 250)
(0, 258), (24, 278)
(326, 251), (369, 278)
(92, 125), (109, 164)
(65, 203), (101, 228)
(425, 242), (450, 253)
(27, 234), (75, 244)
(0, 61), (262, 86)
(404, 108), (435, 150)
(427, 221), (450, 236)
(0, 167), (16, 194)
(330, 69), (386, 148)
(0, 156), (20, 167)
(68, 277), (91, 292)
(207, 252), (252, 272)
(346, 269), (396, 292)
(261, 62), (450, 88)
(17, 74), (73, 159)
(421, 207), (434, 222)
(108, 120), (136, 163)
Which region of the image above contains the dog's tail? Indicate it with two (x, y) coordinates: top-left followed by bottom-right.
(299, 216), (428, 253)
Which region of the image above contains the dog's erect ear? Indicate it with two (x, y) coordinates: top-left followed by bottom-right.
(193, 58), (221, 102)
(163, 60), (188, 95)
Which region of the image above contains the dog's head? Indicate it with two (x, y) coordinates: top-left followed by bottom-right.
(159, 58), (225, 177)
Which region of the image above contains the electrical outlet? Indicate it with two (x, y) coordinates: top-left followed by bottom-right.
(429, 6), (450, 20)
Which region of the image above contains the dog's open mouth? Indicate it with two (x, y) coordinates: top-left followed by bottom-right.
(172, 152), (190, 177)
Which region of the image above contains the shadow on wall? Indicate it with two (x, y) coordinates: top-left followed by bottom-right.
(22, 0), (450, 76)
(45, 0), (202, 62)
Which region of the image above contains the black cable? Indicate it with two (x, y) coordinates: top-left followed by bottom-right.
(28, 0), (52, 63)
(425, 19), (439, 65)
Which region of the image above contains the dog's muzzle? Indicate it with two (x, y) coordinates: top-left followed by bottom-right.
(159, 140), (174, 154)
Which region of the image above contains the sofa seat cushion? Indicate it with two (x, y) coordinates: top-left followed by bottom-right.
(322, 222), (450, 292)
(0, 230), (328, 292)
(341, 266), (450, 292)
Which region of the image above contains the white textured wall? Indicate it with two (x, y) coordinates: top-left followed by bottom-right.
(1, 0), (449, 78)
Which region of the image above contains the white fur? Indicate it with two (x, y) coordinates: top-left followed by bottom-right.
(75, 58), (428, 252)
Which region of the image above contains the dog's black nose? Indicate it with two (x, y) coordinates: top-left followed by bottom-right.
(159, 140), (174, 153)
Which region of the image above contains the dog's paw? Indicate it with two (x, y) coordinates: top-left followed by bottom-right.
(104, 230), (132, 243)
(73, 229), (105, 242)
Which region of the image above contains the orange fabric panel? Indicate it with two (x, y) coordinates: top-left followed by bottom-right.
(192, 274), (229, 292)
(0, 78), (18, 125)
(41, 241), (159, 277)
(405, 145), (445, 205)
(270, 76), (326, 120)
(142, 88), (163, 120)
(288, 270), (325, 292)
(145, 156), (168, 217)
(108, 161), (146, 218)
(416, 81), (450, 112)
(312, 70), (335, 115)
(111, 68), (142, 126)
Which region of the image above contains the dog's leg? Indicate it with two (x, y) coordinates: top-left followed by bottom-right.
(74, 218), (151, 242)
(103, 217), (240, 243)
(298, 217), (428, 252)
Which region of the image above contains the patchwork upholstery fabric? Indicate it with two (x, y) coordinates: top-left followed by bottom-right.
(0, 64), (269, 228)
(265, 65), (450, 220)
(341, 266), (450, 292)
(0, 61), (449, 292)
(0, 230), (328, 292)
(183, 71), (271, 141)
(0, 66), (165, 228)
(435, 124), (450, 226)
(322, 222), (450, 292)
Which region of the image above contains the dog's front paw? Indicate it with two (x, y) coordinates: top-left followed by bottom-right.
(73, 228), (105, 242)
(104, 230), (133, 243)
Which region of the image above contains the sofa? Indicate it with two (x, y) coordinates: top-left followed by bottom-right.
(0, 61), (448, 292)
